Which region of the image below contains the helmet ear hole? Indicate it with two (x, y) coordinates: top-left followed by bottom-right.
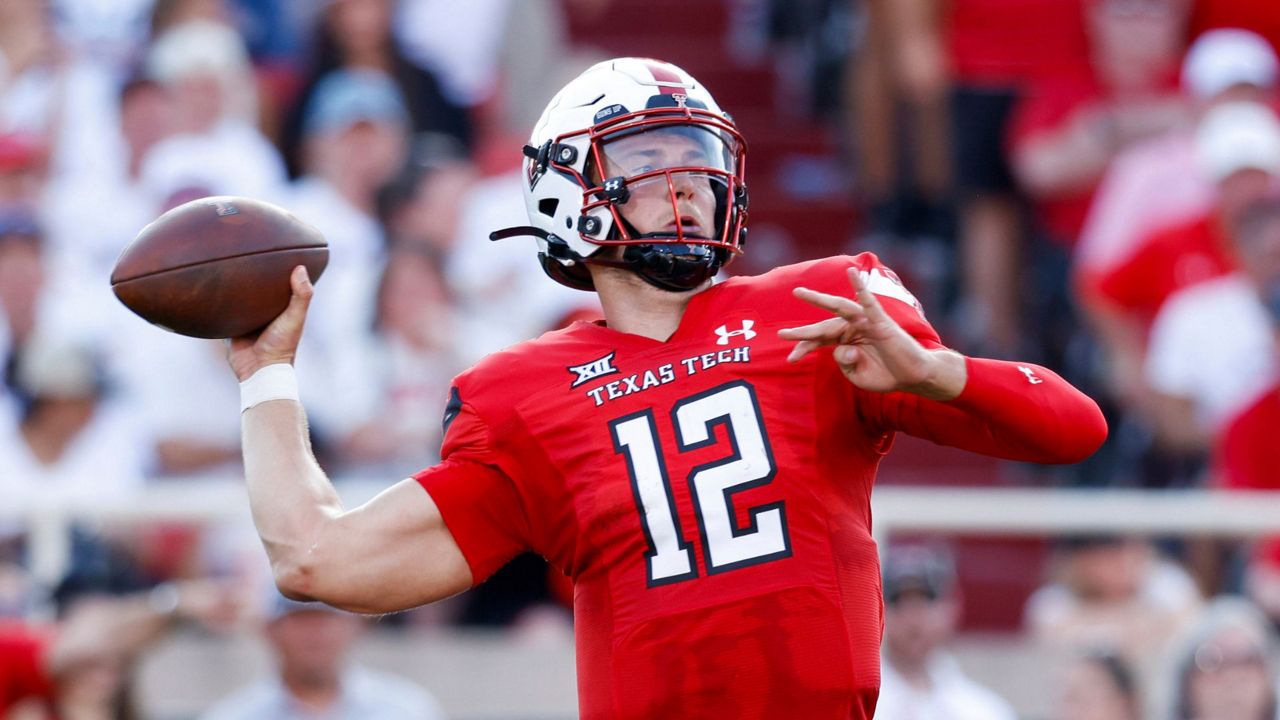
(538, 198), (559, 217)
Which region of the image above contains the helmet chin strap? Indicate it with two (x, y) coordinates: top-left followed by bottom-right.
(584, 212), (723, 292)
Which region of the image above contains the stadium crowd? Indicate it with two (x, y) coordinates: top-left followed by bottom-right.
(0, 0), (1278, 717)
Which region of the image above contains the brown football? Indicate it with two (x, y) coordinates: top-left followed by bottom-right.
(111, 196), (328, 339)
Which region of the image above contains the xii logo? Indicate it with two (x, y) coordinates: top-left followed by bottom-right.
(568, 352), (620, 388)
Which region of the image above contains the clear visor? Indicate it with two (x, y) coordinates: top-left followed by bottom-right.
(598, 125), (739, 178)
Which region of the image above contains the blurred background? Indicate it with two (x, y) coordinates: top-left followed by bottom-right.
(1, 0), (1280, 718)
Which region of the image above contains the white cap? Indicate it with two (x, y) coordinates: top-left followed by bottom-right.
(1195, 101), (1280, 181)
(1182, 29), (1279, 100)
(146, 20), (251, 84)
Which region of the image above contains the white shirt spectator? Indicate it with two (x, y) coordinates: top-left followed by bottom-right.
(113, 327), (241, 478)
(876, 653), (1018, 720)
(394, 0), (511, 106)
(448, 171), (599, 363)
(140, 120), (287, 204)
(1145, 273), (1279, 433)
(0, 397), (149, 506)
(1077, 130), (1213, 276)
(282, 177), (384, 441)
(201, 666), (446, 720)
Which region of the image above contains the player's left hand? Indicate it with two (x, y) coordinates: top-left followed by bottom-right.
(778, 268), (967, 401)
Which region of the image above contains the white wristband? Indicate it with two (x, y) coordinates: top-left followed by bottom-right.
(239, 363), (299, 413)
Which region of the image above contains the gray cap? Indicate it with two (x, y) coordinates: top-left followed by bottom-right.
(303, 69), (410, 137)
(882, 544), (955, 603)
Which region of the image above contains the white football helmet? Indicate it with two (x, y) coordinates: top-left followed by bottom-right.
(491, 58), (748, 292)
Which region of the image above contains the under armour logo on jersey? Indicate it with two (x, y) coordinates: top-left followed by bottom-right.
(568, 352), (620, 388)
(714, 320), (757, 345)
(1017, 366), (1044, 385)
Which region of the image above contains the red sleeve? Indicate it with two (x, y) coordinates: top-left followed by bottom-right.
(0, 624), (55, 710)
(858, 357), (1108, 464)
(413, 399), (533, 584)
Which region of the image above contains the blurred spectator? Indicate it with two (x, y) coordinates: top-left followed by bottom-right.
(1080, 101), (1280, 408)
(279, 0), (472, 177)
(338, 245), (461, 475)
(117, 332), (242, 477)
(140, 20), (287, 204)
(876, 544), (1017, 720)
(50, 0), (155, 76)
(1164, 596), (1278, 720)
(843, 0), (956, 267)
(1054, 650), (1141, 720)
(379, 138), (477, 253)
(1189, 0), (1280, 56)
(0, 330), (150, 506)
(1011, 0), (1193, 245)
(149, 0), (233, 35)
(0, 210), (45, 388)
(1, 0), (142, 189)
(284, 68), (406, 452)
(43, 77), (177, 280)
(1078, 29), (1278, 296)
(933, 0), (1090, 358)
(1025, 536), (1201, 672)
(446, 169), (601, 363)
(0, 578), (244, 719)
(997, 0), (1192, 360)
(1216, 381), (1280, 491)
(0, 134), (46, 205)
(201, 594), (445, 720)
(1144, 198), (1280, 452)
(392, 0), (513, 109)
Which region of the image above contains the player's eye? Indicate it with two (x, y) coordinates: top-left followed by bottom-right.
(631, 164), (655, 175)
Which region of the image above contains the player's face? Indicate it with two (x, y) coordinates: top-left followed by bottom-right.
(598, 127), (728, 239)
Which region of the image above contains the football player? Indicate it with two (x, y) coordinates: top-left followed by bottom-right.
(228, 58), (1107, 719)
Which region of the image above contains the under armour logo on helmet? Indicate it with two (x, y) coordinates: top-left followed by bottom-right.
(714, 320), (756, 346)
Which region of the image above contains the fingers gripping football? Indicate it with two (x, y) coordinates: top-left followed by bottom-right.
(227, 265), (314, 382)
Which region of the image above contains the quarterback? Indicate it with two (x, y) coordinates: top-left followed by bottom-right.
(228, 59), (1107, 719)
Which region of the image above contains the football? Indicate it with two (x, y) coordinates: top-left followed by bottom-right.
(111, 196), (328, 339)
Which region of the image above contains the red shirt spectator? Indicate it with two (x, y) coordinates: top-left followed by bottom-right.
(1009, 71), (1119, 242)
(946, 0), (1090, 87)
(0, 622), (55, 712)
(1216, 383), (1280, 489)
(1086, 213), (1238, 329)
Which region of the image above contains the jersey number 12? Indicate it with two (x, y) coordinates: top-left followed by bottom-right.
(610, 381), (792, 586)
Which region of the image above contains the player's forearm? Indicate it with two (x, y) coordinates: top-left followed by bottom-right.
(870, 357), (1108, 463)
(241, 399), (344, 598)
(940, 358), (1108, 462)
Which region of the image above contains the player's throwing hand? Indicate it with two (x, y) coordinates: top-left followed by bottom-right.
(779, 267), (967, 400)
(226, 265), (314, 382)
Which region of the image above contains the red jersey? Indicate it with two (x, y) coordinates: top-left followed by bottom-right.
(0, 623), (54, 712)
(1083, 214), (1238, 328)
(415, 254), (1106, 720)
